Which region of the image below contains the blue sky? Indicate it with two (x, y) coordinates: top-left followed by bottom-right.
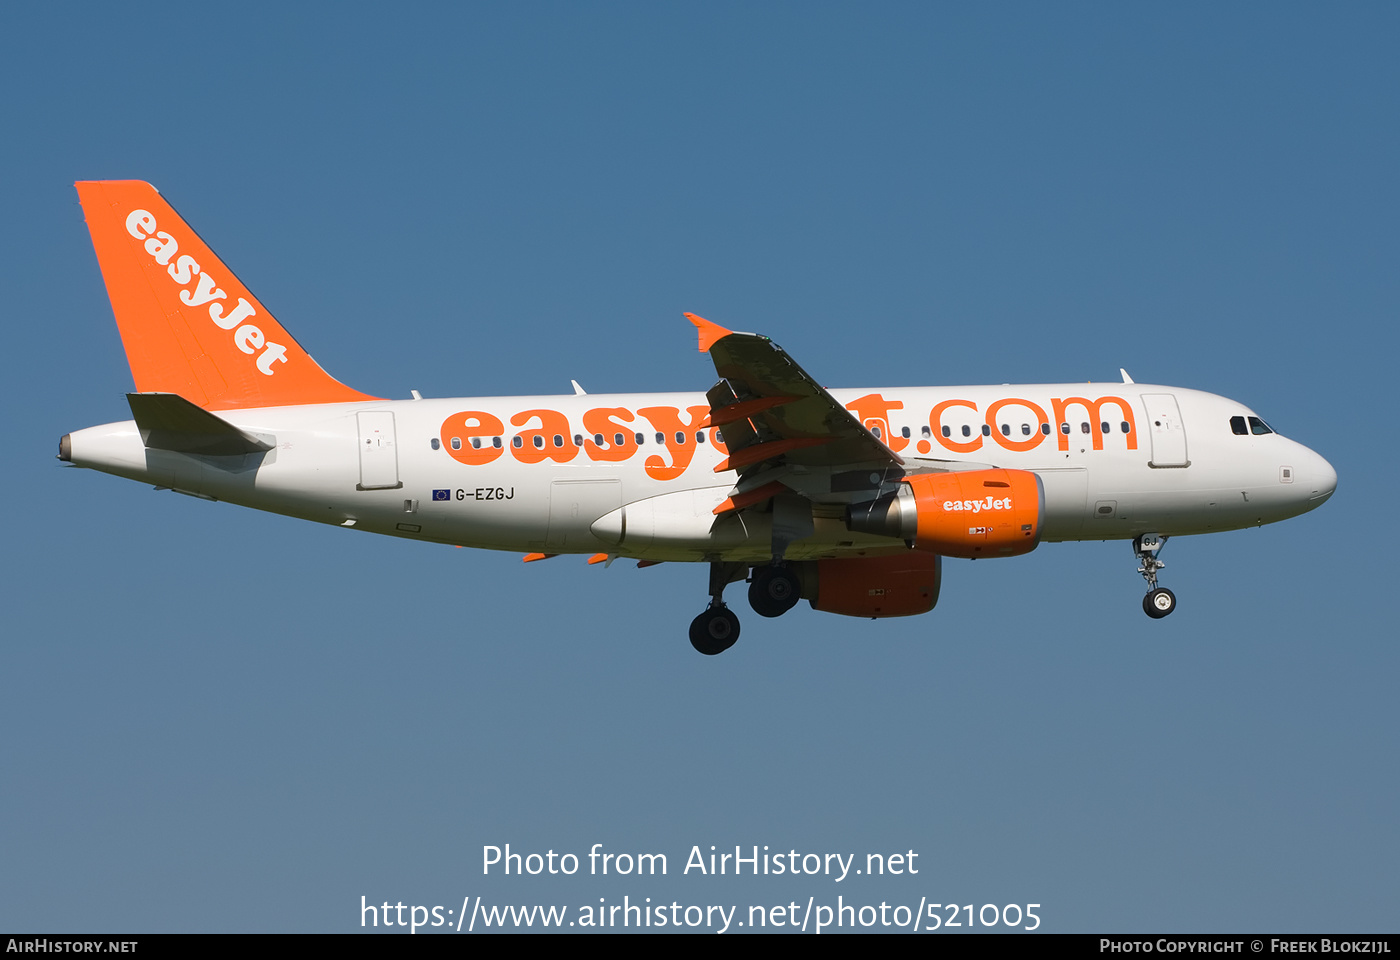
(2, 3), (1396, 932)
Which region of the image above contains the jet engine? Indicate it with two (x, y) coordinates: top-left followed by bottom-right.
(846, 468), (1044, 559)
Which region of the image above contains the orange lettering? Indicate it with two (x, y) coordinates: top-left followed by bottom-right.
(582, 407), (638, 462)
(441, 411), (505, 465)
(638, 405), (711, 480)
(985, 398), (1049, 453)
(1050, 396), (1138, 451)
(930, 399), (982, 453)
(846, 393), (908, 452)
(509, 409), (579, 464)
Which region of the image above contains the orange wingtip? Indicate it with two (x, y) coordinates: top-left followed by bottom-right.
(522, 552), (558, 562)
(685, 312), (733, 353)
(587, 553), (610, 565)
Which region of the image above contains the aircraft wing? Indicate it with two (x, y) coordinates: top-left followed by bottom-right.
(688, 313), (901, 476)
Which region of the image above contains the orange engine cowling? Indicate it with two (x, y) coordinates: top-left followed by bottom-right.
(846, 468), (1044, 559)
(808, 552), (942, 618)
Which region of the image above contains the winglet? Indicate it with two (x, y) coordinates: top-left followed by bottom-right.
(685, 313), (733, 353)
(1120, 368), (1135, 384)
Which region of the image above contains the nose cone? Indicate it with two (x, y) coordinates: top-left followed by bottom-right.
(1293, 443), (1336, 511)
(1309, 451), (1338, 504)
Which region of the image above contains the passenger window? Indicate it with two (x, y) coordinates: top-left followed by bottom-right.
(656, 432), (664, 444)
(471, 437), (481, 449)
(512, 436), (523, 448)
(450, 437), (461, 450)
(942, 425), (951, 438)
(981, 424), (991, 436)
(921, 426), (932, 439)
(614, 433), (625, 447)
(1021, 423), (1031, 436)
(593, 433), (604, 446)
(1081, 422), (1091, 434)
(492, 437), (502, 449)
(1249, 416), (1273, 435)
(635, 433), (645, 445)
(553, 435), (564, 447)
(1060, 423), (1070, 435)
(573, 434), (583, 446)
(1230, 416), (1247, 436)
(871, 425), (883, 438)
(961, 425), (971, 438)
(675, 432), (686, 445)
(1101, 421), (1110, 434)
(696, 431), (706, 443)
(1000, 424), (1010, 436)
(901, 426), (911, 439)
(1121, 422), (1130, 434)
(532, 436), (544, 449)
(1041, 423), (1051, 435)
(431, 438), (441, 450)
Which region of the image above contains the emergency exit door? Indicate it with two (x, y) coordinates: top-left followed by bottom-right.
(356, 411), (402, 490)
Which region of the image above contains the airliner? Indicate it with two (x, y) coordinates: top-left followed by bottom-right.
(60, 181), (1337, 654)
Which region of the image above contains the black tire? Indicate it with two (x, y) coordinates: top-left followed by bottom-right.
(748, 566), (800, 618)
(1143, 587), (1177, 619)
(689, 608), (740, 655)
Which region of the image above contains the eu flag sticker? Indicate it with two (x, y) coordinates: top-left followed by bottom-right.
(432, 489), (451, 502)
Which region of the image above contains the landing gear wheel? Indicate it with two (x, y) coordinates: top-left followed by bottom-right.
(1143, 587), (1176, 619)
(749, 566), (800, 618)
(689, 607), (740, 655)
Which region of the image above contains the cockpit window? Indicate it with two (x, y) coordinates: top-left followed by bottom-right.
(1248, 416), (1273, 436)
(1230, 416), (1247, 436)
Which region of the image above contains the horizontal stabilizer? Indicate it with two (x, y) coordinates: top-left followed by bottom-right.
(126, 393), (273, 456)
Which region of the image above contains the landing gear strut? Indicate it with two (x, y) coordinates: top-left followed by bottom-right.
(749, 563), (801, 618)
(689, 561), (746, 655)
(1134, 534), (1176, 619)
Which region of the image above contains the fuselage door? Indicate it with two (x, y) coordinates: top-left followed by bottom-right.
(356, 411), (402, 490)
(1141, 394), (1189, 467)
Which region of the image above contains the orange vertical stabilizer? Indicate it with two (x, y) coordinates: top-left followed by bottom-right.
(76, 180), (379, 410)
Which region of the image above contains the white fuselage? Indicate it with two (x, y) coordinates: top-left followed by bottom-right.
(64, 383), (1336, 562)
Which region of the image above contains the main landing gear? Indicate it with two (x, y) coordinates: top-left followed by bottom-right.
(689, 606), (740, 656)
(749, 563), (801, 618)
(689, 561), (747, 656)
(689, 561), (804, 654)
(1134, 533), (1177, 619)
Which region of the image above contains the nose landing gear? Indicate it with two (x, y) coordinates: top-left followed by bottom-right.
(1134, 534), (1176, 619)
(1144, 586), (1176, 618)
